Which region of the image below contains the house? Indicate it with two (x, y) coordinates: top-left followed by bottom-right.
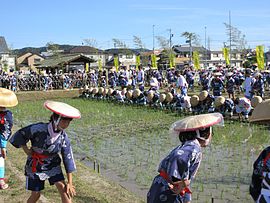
(17, 52), (44, 72)
(0, 36), (16, 72)
(210, 50), (243, 67)
(68, 46), (106, 68)
(35, 54), (95, 73)
(105, 48), (140, 69)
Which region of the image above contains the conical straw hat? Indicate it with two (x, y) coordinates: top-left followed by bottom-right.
(250, 99), (270, 123)
(0, 88), (18, 107)
(199, 91), (208, 101)
(133, 89), (141, 98)
(251, 96), (263, 108)
(170, 113), (223, 134)
(92, 87), (98, 94)
(98, 87), (104, 94)
(108, 88), (114, 96)
(147, 91), (154, 101)
(126, 90), (133, 99)
(159, 93), (166, 103)
(214, 96), (225, 107)
(89, 87), (93, 93)
(44, 100), (81, 119)
(166, 92), (173, 103)
(103, 88), (109, 96)
(190, 95), (199, 107)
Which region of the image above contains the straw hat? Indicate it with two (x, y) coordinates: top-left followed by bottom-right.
(251, 96), (263, 108)
(108, 88), (114, 96)
(254, 72), (262, 78)
(133, 89), (141, 98)
(84, 85), (89, 90)
(126, 90), (133, 99)
(88, 87), (93, 93)
(147, 91), (154, 102)
(92, 87), (99, 94)
(250, 99), (270, 123)
(150, 77), (158, 87)
(103, 88), (109, 96)
(159, 94), (166, 103)
(0, 88), (18, 107)
(226, 72), (233, 77)
(190, 95), (199, 107)
(44, 100), (81, 119)
(214, 96), (226, 107)
(98, 87), (104, 94)
(213, 72), (222, 77)
(199, 91), (209, 101)
(121, 88), (127, 96)
(166, 92), (174, 103)
(170, 113), (223, 134)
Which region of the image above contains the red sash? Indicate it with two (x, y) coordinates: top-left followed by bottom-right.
(31, 152), (49, 172)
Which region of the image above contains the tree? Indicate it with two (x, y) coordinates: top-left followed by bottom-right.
(83, 38), (98, 48)
(112, 38), (127, 48)
(133, 36), (145, 50)
(155, 36), (170, 50)
(181, 32), (201, 65)
(46, 42), (61, 58)
(224, 23), (247, 55)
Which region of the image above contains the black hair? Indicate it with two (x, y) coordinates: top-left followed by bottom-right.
(49, 113), (60, 122)
(179, 127), (211, 142)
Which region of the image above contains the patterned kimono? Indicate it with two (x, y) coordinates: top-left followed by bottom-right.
(147, 139), (202, 203)
(0, 110), (13, 180)
(9, 122), (76, 183)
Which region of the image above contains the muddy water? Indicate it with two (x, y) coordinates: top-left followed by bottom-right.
(69, 122), (269, 203)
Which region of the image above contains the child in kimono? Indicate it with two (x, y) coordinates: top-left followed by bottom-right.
(0, 88), (18, 190)
(10, 100), (81, 203)
(147, 113), (224, 203)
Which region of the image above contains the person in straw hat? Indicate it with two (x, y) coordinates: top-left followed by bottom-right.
(252, 72), (265, 98)
(198, 90), (215, 114)
(225, 72), (236, 100)
(210, 72), (224, 97)
(147, 113), (224, 203)
(0, 88), (18, 190)
(234, 97), (252, 122)
(9, 101), (81, 203)
(249, 99), (270, 202)
(214, 96), (234, 118)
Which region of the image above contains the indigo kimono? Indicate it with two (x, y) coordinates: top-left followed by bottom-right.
(9, 122), (76, 181)
(147, 139), (202, 203)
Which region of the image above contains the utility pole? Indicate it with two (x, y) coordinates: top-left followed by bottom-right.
(152, 25), (155, 52)
(168, 28), (173, 49)
(229, 10), (232, 67)
(204, 26), (207, 68)
(189, 35), (192, 66)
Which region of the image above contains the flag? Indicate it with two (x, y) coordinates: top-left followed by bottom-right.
(114, 56), (119, 72)
(136, 55), (140, 71)
(85, 63), (89, 73)
(151, 54), (157, 69)
(169, 53), (175, 69)
(192, 51), (200, 70)
(256, 45), (265, 70)
(223, 47), (230, 65)
(98, 59), (102, 72)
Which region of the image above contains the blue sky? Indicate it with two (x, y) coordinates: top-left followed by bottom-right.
(1, 0), (270, 51)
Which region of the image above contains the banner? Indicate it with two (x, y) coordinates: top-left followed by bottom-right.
(114, 56), (119, 72)
(169, 53), (175, 69)
(98, 59), (102, 72)
(85, 63), (89, 73)
(256, 45), (265, 70)
(192, 51), (200, 70)
(223, 47), (230, 65)
(136, 55), (140, 71)
(151, 54), (157, 69)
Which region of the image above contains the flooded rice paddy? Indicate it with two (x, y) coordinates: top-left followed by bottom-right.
(13, 98), (270, 203)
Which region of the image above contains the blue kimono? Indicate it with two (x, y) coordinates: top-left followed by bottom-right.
(9, 122), (76, 182)
(147, 139), (202, 203)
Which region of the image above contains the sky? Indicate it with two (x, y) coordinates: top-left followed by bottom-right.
(1, 0), (270, 51)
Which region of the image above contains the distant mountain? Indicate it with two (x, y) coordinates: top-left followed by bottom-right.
(12, 44), (76, 56)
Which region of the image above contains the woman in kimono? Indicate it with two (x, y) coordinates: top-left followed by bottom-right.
(0, 88), (18, 189)
(10, 100), (81, 203)
(147, 113), (223, 203)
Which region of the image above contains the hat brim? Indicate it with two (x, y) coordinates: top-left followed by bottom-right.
(171, 113), (223, 133)
(44, 100), (81, 119)
(0, 88), (18, 107)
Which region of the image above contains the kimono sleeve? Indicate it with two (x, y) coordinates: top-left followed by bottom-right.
(9, 124), (33, 148)
(167, 150), (191, 181)
(0, 110), (13, 141)
(61, 135), (76, 173)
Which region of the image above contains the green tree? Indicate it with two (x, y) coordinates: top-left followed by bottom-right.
(133, 36), (145, 51)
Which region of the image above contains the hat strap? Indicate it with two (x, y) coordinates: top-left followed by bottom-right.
(53, 116), (62, 131)
(196, 127), (212, 141)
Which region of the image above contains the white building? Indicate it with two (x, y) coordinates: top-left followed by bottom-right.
(0, 36), (16, 72)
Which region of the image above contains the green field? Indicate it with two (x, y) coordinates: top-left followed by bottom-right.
(11, 98), (270, 202)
